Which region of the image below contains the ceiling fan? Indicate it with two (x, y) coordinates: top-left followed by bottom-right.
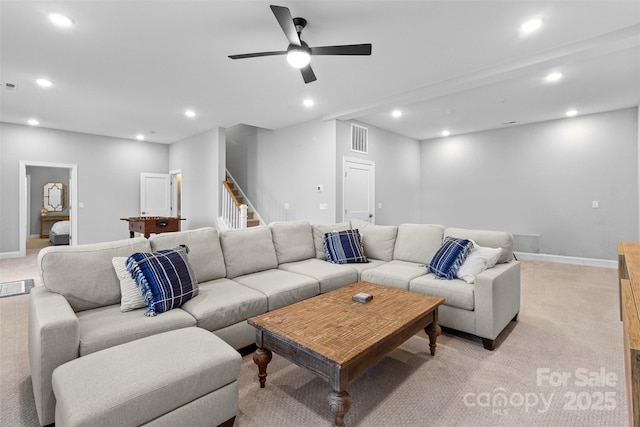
(228, 5), (372, 84)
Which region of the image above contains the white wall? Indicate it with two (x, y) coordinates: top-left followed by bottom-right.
(336, 120), (422, 225)
(0, 123), (169, 252)
(169, 127), (224, 230)
(227, 118), (338, 224)
(420, 107), (639, 260)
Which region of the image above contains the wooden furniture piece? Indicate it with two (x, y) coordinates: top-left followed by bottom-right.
(120, 216), (185, 238)
(619, 242), (640, 427)
(248, 281), (444, 427)
(39, 215), (69, 238)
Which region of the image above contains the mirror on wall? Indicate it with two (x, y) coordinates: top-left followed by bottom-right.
(43, 182), (66, 212)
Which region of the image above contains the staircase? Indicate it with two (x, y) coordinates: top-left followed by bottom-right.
(220, 172), (263, 230)
(224, 177), (260, 227)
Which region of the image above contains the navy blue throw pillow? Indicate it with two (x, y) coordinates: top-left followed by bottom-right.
(324, 229), (369, 264)
(126, 245), (198, 316)
(429, 238), (473, 279)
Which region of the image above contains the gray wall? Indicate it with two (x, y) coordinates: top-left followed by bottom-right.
(336, 120), (422, 226)
(1, 123), (169, 251)
(25, 166), (69, 237)
(169, 127), (224, 230)
(226, 119), (337, 224)
(419, 107), (639, 260)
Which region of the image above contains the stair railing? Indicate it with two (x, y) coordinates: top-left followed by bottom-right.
(219, 171), (265, 230)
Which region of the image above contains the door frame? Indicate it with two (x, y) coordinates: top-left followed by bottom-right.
(342, 156), (375, 224)
(19, 160), (78, 256)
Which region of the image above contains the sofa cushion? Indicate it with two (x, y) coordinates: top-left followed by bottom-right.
(279, 258), (358, 293)
(180, 278), (268, 331)
(150, 227), (226, 282)
(428, 238), (473, 279)
(269, 221), (315, 264)
(38, 237), (151, 312)
(393, 224), (444, 264)
(233, 269), (319, 311)
(312, 222), (352, 259)
(444, 227), (514, 264)
(76, 305), (196, 356)
(410, 274), (475, 311)
(127, 246), (199, 316)
(112, 257), (145, 312)
(220, 227), (278, 279)
(351, 219), (397, 261)
(457, 244), (503, 284)
(344, 258), (387, 280)
(360, 260), (428, 290)
(324, 229), (368, 264)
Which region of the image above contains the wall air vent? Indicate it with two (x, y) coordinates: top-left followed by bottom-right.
(351, 124), (368, 154)
(3, 82), (17, 91)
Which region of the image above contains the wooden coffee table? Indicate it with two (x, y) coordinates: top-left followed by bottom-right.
(247, 281), (444, 427)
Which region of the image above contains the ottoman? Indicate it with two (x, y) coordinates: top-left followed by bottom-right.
(52, 327), (241, 426)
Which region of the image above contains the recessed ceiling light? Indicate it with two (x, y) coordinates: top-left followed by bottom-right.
(545, 72), (563, 82)
(136, 134), (145, 141)
(392, 110), (402, 118)
(521, 18), (542, 34)
(36, 78), (53, 88)
(303, 99), (314, 107)
(28, 119), (39, 126)
(566, 109), (578, 117)
(441, 130), (450, 137)
(48, 13), (74, 27)
(185, 110), (196, 118)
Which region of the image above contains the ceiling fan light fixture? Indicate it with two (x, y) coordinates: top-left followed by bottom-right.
(286, 48), (311, 69)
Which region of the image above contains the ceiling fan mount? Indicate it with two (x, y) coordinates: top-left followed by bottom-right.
(228, 5), (372, 84)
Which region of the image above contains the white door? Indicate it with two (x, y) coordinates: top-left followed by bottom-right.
(140, 173), (170, 216)
(343, 158), (375, 223)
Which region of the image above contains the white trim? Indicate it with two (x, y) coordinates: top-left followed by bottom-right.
(514, 251), (616, 269)
(19, 160), (78, 257)
(0, 251), (22, 260)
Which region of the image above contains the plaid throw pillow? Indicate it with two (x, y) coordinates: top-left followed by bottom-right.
(429, 238), (473, 279)
(324, 229), (369, 264)
(126, 245), (199, 316)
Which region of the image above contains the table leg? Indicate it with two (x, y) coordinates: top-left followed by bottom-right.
(425, 308), (441, 356)
(328, 389), (351, 427)
(253, 347), (272, 388)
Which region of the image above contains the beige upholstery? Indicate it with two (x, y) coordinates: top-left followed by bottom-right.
(269, 221), (316, 264)
(279, 258), (358, 293)
(312, 222), (351, 259)
(221, 226), (278, 279)
(52, 328), (240, 427)
(233, 269), (319, 311)
(351, 219), (398, 261)
(393, 223), (444, 264)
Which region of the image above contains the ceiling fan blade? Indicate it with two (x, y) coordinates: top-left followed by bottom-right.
(270, 5), (300, 46)
(228, 50), (287, 60)
(300, 65), (317, 84)
(310, 44), (372, 56)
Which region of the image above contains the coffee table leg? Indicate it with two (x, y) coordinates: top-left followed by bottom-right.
(253, 347), (272, 388)
(425, 308), (441, 356)
(328, 389), (352, 427)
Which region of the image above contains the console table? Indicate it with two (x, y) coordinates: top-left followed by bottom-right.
(40, 215), (69, 238)
(120, 216), (185, 238)
(618, 242), (640, 427)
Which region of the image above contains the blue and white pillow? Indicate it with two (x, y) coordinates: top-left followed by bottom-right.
(429, 237), (473, 279)
(126, 245), (198, 316)
(324, 229), (369, 264)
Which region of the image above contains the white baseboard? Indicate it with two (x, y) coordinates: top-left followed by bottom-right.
(0, 251), (22, 260)
(514, 251), (616, 269)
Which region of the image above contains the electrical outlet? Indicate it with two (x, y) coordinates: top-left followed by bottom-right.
(319, 203), (328, 210)
(592, 201), (599, 209)
(284, 203), (289, 210)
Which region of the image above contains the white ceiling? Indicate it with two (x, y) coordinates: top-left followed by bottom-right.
(1, 1), (639, 144)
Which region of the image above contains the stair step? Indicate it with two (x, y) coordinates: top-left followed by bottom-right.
(247, 218), (260, 227)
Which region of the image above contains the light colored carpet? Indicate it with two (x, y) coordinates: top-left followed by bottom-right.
(0, 259), (629, 426)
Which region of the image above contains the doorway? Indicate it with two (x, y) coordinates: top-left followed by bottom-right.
(19, 161), (78, 257)
(342, 157), (375, 224)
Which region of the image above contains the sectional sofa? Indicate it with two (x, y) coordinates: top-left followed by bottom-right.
(29, 220), (520, 425)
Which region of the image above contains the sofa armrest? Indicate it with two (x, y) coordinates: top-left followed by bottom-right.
(473, 260), (521, 340)
(29, 286), (80, 426)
